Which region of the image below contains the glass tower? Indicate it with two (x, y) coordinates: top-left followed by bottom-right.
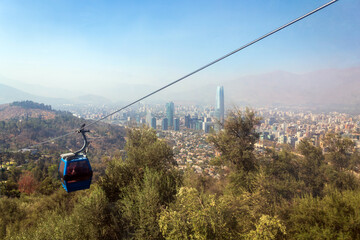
(215, 86), (224, 125)
(166, 102), (174, 127)
(185, 115), (191, 128)
(174, 118), (180, 131)
(151, 117), (157, 129)
(162, 118), (168, 130)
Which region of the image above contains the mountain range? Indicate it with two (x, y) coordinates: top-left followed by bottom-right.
(170, 66), (360, 112)
(1, 66), (359, 112)
(0, 83), (112, 108)
(224, 67), (360, 106)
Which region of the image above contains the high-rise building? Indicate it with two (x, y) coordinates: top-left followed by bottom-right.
(202, 122), (213, 133)
(151, 117), (157, 129)
(166, 102), (174, 127)
(162, 118), (168, 130)
(185, 115), (191, 128)
(195, 121), (202, 131)
(146, 110), (152, 127)
(174, 118), (180, 131)
(215, 86), (224, 125)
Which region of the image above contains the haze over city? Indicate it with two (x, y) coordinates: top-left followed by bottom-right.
(0, 0), (359, 107)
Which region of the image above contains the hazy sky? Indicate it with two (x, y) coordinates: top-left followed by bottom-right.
(0, 0), (359, 100)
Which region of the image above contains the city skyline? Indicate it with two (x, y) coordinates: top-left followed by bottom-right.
(63, 95), (360, 153)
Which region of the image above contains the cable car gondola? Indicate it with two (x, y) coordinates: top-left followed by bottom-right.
(58, 126), (93, 193)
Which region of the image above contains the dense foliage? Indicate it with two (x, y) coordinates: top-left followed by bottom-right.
(1, 109), (360, 239)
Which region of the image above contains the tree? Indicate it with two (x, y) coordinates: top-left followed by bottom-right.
(159, 187), (243, 240)
(286, 189), (360, 239)
(11, 187), (115, 240)
(120, 168), (180, 239)
(18, 171), (38, 194)
(208, 108), (260, 173)
(36, 177), (60, 195)
(0, 197), (25, 238)
(99, 127), (181, 239)
(0, 180), (20, 198)
(7, 167), (22, 182)
(125, 127), (176, 171)
(247, 215), (286, 240)
(208, 109), (260, 193)
(324, 133), (355, 171)
(297, 140), (325, 197)
(349, 151), (360, 172)
(259, 149), (304, 203)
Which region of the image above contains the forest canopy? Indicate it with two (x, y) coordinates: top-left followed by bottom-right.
(1, 109), (360, 239)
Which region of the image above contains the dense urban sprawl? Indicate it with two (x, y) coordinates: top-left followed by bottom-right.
(66, 102), (360, 176)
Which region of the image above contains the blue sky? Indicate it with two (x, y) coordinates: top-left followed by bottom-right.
(0, 0), (359, 99)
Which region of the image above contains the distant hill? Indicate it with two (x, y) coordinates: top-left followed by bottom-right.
(0, 83), (112, 108)
(0, 101), (56, 121)
(165, 66), (360, 112)
(223, 67), (360, 107)
(0, 83), (37, 104)
(0, 101), (125, 156)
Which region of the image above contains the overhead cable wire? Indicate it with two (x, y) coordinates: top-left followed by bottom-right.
(24, 131), (76, 149)
(23, 0), (338, 150)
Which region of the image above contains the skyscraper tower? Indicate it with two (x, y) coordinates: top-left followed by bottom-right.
(146, 110), (152, 127)
(174, 118), (180, 131)
(166, 102), (175, 127)
(151, 117), (157, 129)
(162, 118), (168, 130)
(185, 115), (191, 128)
(215, 86), (224, 125)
